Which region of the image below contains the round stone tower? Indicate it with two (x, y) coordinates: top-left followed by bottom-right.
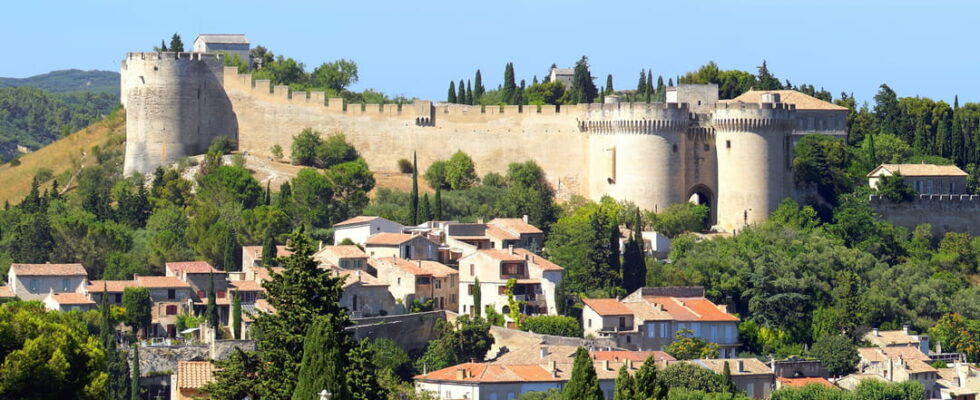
(712, 93), (795, 231)
(586, 102), (691, 213)
(120, 52), (236, 175)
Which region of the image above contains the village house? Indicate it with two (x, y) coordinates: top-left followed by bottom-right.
(373, 257), (458, 313)
(43, 292), (96, 312)
(856, 345), (940, 398)
(694, 358), (775, 399)
(864, 326), (931, 355)
(7, 263), (88, 301)
(137, 275), (196, 338)
(171, 360), (215, 400)
(166, 261), (232, 330)
(314, 245), (371, 273)
(935, 362), (980, 400)
(457, 247), (563, 318)
(867, 163), (969, 195)
(445, 216), (544, 256)
(240, 245), (292, 270)
(365, 232), (440, 260)
(191, 34), (250, 66)
(86, 279), (139, 305)
(581, 287), (740, 357)
(333, 215), (404, 246)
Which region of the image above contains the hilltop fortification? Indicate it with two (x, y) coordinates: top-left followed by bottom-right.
(121, 52), (848, 231)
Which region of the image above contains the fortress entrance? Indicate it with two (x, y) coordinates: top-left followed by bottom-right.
(687, 184), (716, 227)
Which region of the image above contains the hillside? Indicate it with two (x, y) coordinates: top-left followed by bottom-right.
(0, 108), (125, 205)
(0, 69), (119, 94)
(0, 86), (118, 161)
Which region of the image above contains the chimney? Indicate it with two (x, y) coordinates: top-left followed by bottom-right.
(456, 368), (466, 380)
(508, 245), (514, 255)
(522, 214), (529, 223)
(936, 341), (943, 354)
(540, 346), (548, 359)
(548, 360), (557, 373)
(626, 359), (633, 370)
(873, 328), (879, 337)
(902, 325), (909, 335)
(318, 241), (323, 251)
(603, 359), (610, 371)
(737, 360), (744, 373)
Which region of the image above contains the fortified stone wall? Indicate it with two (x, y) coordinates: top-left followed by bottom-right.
(870, 194), (980, 236)
(347, 310), (448, 354)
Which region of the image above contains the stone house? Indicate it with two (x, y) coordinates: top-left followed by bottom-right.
(457, 247), (563, 318)
(333, 215), (404, 246)
(171, 360), (215, 400)
(191, 34), (250, 65)
(166, 261), (231, 328)
(864, 326), (931, 355)
(43, 292), (96, 312)
(333, 267), (395, 318)
(857, 346), (939, 398)
(87, 279), (140, 305)
(240, 245), (292, 270)
(7, 263), (88, 301)
(445, 217), (544, 256)
(365, 232), (440, 260)
(374, 257), (458, 312)
(935, 362), (980, 400)
(581, 287), (740, 357)
(138, 275), (196, 338)
(868, 164), (968, 195)
(314, 245), (371, 273)
(693, 358), (775, 399)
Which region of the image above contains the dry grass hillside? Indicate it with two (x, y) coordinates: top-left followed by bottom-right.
(0, 109), (125, 205)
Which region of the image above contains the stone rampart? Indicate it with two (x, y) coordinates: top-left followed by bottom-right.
(870, 194), (980, 236)
(347, 310), (448, 354)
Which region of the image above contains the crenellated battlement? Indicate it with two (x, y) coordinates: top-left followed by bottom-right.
(869, 194), (980, 204)
(581, 119), (690, 135)
(870, 194), (980, 236)
(124, 51), (225, 62)
(712, 101), (796, 132)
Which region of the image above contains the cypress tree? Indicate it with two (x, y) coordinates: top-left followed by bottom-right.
(410, 152), (419, 225)
(668, 78), (674, 87)
(159, 40), (167, 52)
(517, 79), (526, 105)
(265, 180), (272, 205)
(613, 364), (635, 400)
(232, 290), (242, 339)
(458, 80), (466, 106)
(223, 228), (237, 271)
(434, 188), (443, 220)
(563, 347), (603, 400)
(608, 224), (622, 287)
(102, 282), (131, 400)
(466, 80), (474, 105)
(130, 344), (141, 400)
(207, 273), (219, 334)
(722, 360), (737, 395)
(448, 81), (457, 103)
(622, 209), (646, 293)
(419, 193), (433, 222)
(262, 227), (277, 267)
(346, 340), (385, 400)
(634, 356), (664, 400)
(637, 69), (647, 96)
(474, 69), (485, 100)
(291, 315), (350, 400)
(503, 63), (517, 104)
(570, 56), (597, 104)
(646, 70), (654, 96)
(473, 277), (482, 316)
(605, 74), (614, 95)
(657, 76), (665, 91)
(276, 181), (292, 208)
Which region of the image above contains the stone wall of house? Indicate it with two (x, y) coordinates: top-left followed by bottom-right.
(870, 194), (980, 236)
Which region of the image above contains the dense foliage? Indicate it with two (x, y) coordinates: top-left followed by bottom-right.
(414, 315), (494, 373)
(0, 86), (117, 161)
(521, 315), (582, 337)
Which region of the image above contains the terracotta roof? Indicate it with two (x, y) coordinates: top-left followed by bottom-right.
(489, 218), (544, 235)
(48, 292), (96, 305)
(242, 245), (293, 260)
(858, 347), (887, 363)
(315, 245), (368, 259)
(728, 90), (848, 111)
(514, 249), (563, 271)
(416, 362), (561, 383)
(331, 268), (387, 288)
(176, 361), (215, 389)
(692, 358), (772, 376)
(0, 286), (13, 298)
(869, 164), (968, 178)
(646, 296), (739, 322)
(864, 330), (923, 346)
(166, 261), (220, 274)
(418, 260), (458, 278)
(582, 298), (634, 316)
(882, 346), (931, 361)
(590, 350), (675, 362)
(229, 280), (264, 292)
(477, 248), (526, 262)
(485, 225), (519, 240)
(87, 280), (139, 293)
(11, 263), (87, 276)
(365, 232), (416, 246)
(247, 266), (284, 282)
(333, 215), (379, 227)
(621, 301), (673, 322)
(135, 276), (192, 289)
(254, 298), (276, 314)
(778, 377), (835, 389)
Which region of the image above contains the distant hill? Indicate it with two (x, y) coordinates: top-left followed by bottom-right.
(0, 69), (119, 94)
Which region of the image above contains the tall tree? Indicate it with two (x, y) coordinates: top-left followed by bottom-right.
(608, 224), (622, 287)
(262, 227), (277, 267)
(569, 56), (598, 104)
(721, 361), (737, 395)
(457, 80), (466, 106)
(222, 227), (237, 271)
(207, 273), (219, 335)
(502, 63), (517, 104)
(447, 81), (457, 103)
(102, 283), (130, 400)
(232, 291), (242, 339)
(410, 152), (419, 225)
(622, 210), (646, 293)
(169, 33), (184, 53)
(466, 80), (474, 105)
(122, 287), (152, 338)
(130, 345), (141, 400)
(563, 347), (603, 400)
(474, 69), (485, 100)
(646, 70), (654, 98)
(613, 364), (635, 400)
(473, 277), (482, 316)
(634, 355), (665, 400)
(605, 74), (614, 95)
(873, 84), (901, 136)
(291, 315), (350, 400)
(419, 193), (433, 222)
(756, 60), (781, 90)
(434, 188), (443, 220)
(637, 69), (647, 96)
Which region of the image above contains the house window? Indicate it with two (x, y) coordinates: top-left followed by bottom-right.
(30, 279), (39, 292)
(618, 317), (627, 330)
(166, 305), (177, 315)
(588, 319), (592, 327)
(62, 278), (71, 291)
(352, 295), (358, 311)
(242, 292), (256, 303)
(951, 182), (956, 193)
(726, 140), (731, 149)
(114, 293), (122, 303)
(435, 279), (441, 289)
(217, 290), (226, 299)
(197, 290), (205, 298)
(468, 284), (474, 295)
(470, 264), (475, 276)
(627, 335), (631, 344)
(167, 289), (176, 300)
(501, 262), (524, 276)
(746, 383), (754, 397)
(450, 294), (456, 303)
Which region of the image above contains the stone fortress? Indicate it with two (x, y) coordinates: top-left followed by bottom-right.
(120, 51), (850, 232)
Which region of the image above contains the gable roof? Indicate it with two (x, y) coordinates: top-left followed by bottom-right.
(692, 358), (772, 376)
(229, 280), (264, 292)
(778, 377), (835, 389)
(48, 292), (96, 305)
(489, 218), (544, 235)
(365, 232), (417, 246)
(590, 350), (675, 362)
(166, 261), (220, 275)
(331, 268), (387, 288)
(135, 276), (192, 289)
(194, 34), (249, 45)
(176, 361), (216, 389)
(868, 163), (968, 178)
(11, 263), (87, 276)
(514, 249), (563, 271)
(333, 215), (380, 227)
(582, 298), (634, 316)
(645, 296), (739, 322)
(475, 248), (526, 262)
(87, 280), (139, 293)
(416, 362), (561, 383)
(315, 245), (368, 260)
(728, 90), (847, 111)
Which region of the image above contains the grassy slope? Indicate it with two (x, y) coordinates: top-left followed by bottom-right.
(0, 109), (125, 205)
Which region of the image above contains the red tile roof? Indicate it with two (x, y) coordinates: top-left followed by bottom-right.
(316, 245), (368, 259)
(514, 249), (563, 271)
(11, 263), (87, 276)
(0, 286), (13, 298)
(176, 361), (215, 389)
(229, 280), (264, 292)
(477, 248), (525, 262)
(333, 215), (380, 227)
(87, 280), (139, 293)
(485, 225), (519, 240)
(166, 261), (220, 274)
(778, 377), (835, 389)
(135, 276), (192, 289)
(646, 297), (739, 322)
(416, 362), (561, 383)
(582, 298), (634, 316)
(365, 232), (416, 246)
(48, 292), (96, 305)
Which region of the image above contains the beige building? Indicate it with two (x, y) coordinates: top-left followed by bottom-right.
(857, 346), (939, 398)
(171, 360), (215, 400)
(7, 263), (88, 301)
(864, 326), (931, 355)
(935, 363), (980, 400)
(374, 257), (458, 312)
(365, 232), (440, 260)
(240, 245), (292, 269)
(333, 216), (405, 246)
(694, 358), (775, 399)
(43, 292), (96, 312)
(446, 217), (545, 256)
(457, 248), (563, 318)
(868, 164), (969, 195)
(191, 34), (250, 65)
(581, 287), (740, 357)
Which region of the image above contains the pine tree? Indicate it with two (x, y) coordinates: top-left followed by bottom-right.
(605, 74), (614, 95)
(636, 69), (647, 96)
(474, 69), (485, 100)
(291, 315), (351, 400)
(563, 347), (603, 400)
(473, 277), (482, 316)
(346, 340), (385, 400)
(232, 290), (242, 339)
(502, 63), (517, 104)
(207, 273), (219, 334)
(419, 193), (433, 222)
(130, 344), (141, 400)
(262, 227), (277, 267)
(448, 81), (457, 103)
(169, 33), (184, 52)
(613, 364), (635, 400)
(434, 188), (443, 220)
(410, 152), (419, 225)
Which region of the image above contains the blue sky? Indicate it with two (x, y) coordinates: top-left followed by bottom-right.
(2, 0), (977, 104)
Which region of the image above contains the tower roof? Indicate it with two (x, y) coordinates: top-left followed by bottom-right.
(728, 90), (847, 111)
